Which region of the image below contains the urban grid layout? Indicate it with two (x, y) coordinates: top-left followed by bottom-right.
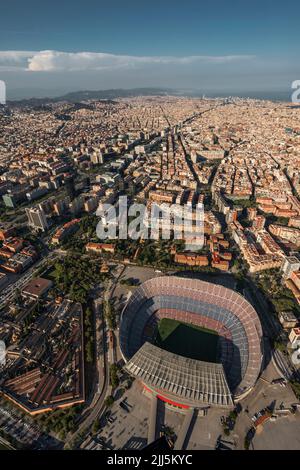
(0, 94), (300, 451)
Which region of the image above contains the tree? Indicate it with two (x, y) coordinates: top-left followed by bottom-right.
(92, 419), (101, 434)
(104, 301), (116, 330)
(104, 396), (114, 407)
(244, 437), (250, 450)
(290, 380), (300, 400)
(86, 341), (93, 363)
(110, 364), (119, 388)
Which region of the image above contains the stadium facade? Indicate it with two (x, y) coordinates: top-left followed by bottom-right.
(120, 276), (263, 409)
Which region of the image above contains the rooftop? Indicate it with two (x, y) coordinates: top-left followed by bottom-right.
(22, 277), (53, 298)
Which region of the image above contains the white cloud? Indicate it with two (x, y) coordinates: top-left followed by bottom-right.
(0, 50), (255, 72)
(0, 51), (36, 71)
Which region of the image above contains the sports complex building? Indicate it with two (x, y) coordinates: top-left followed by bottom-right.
(120, 276), (263, 409)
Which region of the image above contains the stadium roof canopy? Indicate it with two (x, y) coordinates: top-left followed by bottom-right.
(125, 342), (234, 407)
(120, 276), (263, 403)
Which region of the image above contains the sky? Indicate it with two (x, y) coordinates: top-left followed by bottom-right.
(0, 0), (300, 99)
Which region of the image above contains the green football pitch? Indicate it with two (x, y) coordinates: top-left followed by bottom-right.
(153, 318), (219, 363)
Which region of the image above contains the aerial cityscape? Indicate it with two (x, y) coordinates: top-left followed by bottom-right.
(1, 0), (300, 459)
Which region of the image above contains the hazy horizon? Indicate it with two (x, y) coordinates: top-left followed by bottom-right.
(4, 86), (293, 102)
(1, 0), (299, 101)
(7, 86), (291, 102)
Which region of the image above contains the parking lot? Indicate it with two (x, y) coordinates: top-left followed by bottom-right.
(90, 380), (184, 450)
(252, 415), (300, 450)
(186, 408), (225, 450)
(0, 405), (41, 447)
(0, 400), (61, 449)
(232, 355), (300, 450)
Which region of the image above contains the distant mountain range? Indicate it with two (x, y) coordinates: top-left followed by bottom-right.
(5, 87), (291, 107)
(6, 88), (177, 107)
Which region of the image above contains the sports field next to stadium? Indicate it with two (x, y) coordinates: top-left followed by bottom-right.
(153, 318), (219, 363)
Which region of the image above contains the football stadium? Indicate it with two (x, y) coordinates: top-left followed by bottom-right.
(120, 276), (263, 409)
